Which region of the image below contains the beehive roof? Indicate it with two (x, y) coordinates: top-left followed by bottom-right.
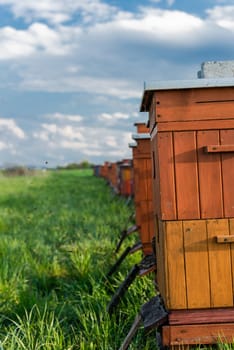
(140, 78), (234, 112)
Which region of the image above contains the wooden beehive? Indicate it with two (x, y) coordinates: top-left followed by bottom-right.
(134, 122), (149, 133)
(141, 78), (234, 346)
(109, 162), (119, 193)
(119, 159), (133, 197)
(100, 161), (110, 179)
(131, 132), (154, 255)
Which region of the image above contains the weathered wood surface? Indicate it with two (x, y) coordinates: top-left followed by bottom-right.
(169, 308), (234, 325)
(138, 254), (156, 277)
(157, 218), (234, 310)
(152, 129), (234, 220)
(152, 87), (234, 123)
(131, 135), (154, 254)
(140, 295), (168, 332)
(163, 323), (234, 346)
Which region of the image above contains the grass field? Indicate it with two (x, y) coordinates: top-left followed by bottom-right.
(0, 169), (155, 349)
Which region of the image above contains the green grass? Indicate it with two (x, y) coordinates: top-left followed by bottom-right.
(0, 169), (156, 349)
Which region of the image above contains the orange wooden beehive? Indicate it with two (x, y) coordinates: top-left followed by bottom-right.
(119, 159), (133, 197)
(141, 78), (234, 346)
(109, 162), (119, 193)
(131, 130), (154, 255)
(100, 161), (110, 180)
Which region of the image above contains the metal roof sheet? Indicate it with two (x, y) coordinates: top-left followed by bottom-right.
(132, 133), (150, 140)
(128, 142), (137, 148)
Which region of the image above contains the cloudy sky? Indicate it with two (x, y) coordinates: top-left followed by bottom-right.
(0, 0), (234, 167)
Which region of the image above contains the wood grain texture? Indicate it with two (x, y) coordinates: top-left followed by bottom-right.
(205, 144), (234, 153)
(197, 130), (223, 219)
(174, 131), (200, 219)
(207, 219), (233, 307)
(156, 132), (177, 220)
(183, 220), (211, 308)
(157, 119), (234, 132)
(221, 130), (234, 217)
(156, 220), (168, 305)
(229, 219), (234, 297)
(169, 308), (234, 325)
(155, 87), (234, 123)
(163, 323), (234, 346)
(165, 221), (187, 309)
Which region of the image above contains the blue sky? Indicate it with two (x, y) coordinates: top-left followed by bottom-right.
(0, 0), (234, 167)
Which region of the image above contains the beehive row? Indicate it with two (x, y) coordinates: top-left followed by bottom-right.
(96, 77), (234, 347)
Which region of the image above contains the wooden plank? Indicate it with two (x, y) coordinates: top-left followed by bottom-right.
(156, 87), (234, 123)
(197, 130), (223, 219)
(205, 144), (234, 153)
(229, 219), (234, 299)
(174, 131), (200, 219)
(156, 132), (177, 220)
(169, 308), (234, 325)
(156, 220), (168, 305)
(221, 130), (234, 218)
(216, 235), (234, 243)
(183, 220), (211, 308)
(163, 323), (234, 346)
(140, 295), (168, 332)
(157, 103), (234, 122)
(157, 119), (234, 132)
(139, 159), (148, 201)
(149, 95), (156, 133)
(151, 137), (160, 216)
(165, 221), (187, 309)
(207, 219), (233, 307)
(146, 158), (153, 201)
(139, 201), (150, 247)
(148, 202), (154, 244)
(156, 87), (234, 108)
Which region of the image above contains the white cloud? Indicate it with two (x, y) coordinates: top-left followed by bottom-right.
(0, 4), (229, 99)
(32, 120), (132, 163)
(0, 141), (12, 151)
(206, 6), (234, 31)
(0, 118), (25, 139)
(34, 123), (85, 142)
(45, 113), (83, 122)
(99, 112), (130, 121)
(0, 22), (75, 60)
(116, 8), (204, 43)
(0, 0), (117, 25)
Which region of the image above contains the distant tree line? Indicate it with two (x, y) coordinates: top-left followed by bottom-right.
(57, 160), (93, 170)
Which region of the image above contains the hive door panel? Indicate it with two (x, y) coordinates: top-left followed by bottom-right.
(229, 219), (234, 292)
(183, 220), (211, 308)
(207, 219), (233, 307)
(221, 130), (234, 217)
(156, 220), (168, 306)
(165, 221), (187, 309)
(197, 130), (223, 219)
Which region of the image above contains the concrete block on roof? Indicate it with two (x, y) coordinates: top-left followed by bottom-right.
(198, 60), (234, 78)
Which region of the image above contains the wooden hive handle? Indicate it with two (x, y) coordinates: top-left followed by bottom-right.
(204, 145), (234, 153)
(216, 235), (234, 243)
